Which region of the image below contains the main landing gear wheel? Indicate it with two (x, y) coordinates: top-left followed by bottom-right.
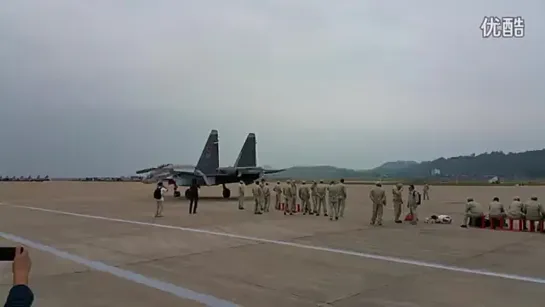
(222, 185), (231, 199)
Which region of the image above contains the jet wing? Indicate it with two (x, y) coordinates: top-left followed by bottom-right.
(136, 167), (158, 174)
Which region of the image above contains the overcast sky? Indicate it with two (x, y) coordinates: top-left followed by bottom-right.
(1, 1), (544, 177)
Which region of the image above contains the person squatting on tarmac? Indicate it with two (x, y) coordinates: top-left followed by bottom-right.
(338, 179), (347, 218)
(507, 196), (526, 230)
(316, 180), (328, 216)
(263, 182), (271, 212)
(392, 183), (404, 223)
(407, 185), (420, 225)
(369, 182), (386, 226)
(328, 180), (340, 220)
(188, 178), (200, 214)
(423, 183), (430, 200)
(310, 180), (318, 214)
(238, 181), (245, 210)
(252, 181), (263, 215)
(460, 198), (484, 228)
(299, 181), (311, 215)
(273, 181), (282, 210)
(153, 182), (168, 218)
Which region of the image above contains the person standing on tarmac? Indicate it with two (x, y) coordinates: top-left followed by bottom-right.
(259, 179), (266, 212)
(298, 181), (311, 215)
(238, 181), (245, 210)
(188, 178), (200, 214)
(289, 180), (298, 214)
(392, 183), (404, 223)
(338, 179), (347, 217)
(252, 181), (263, 215)
(273, 181), (282, 210)
(263, 182), (271, 212)
(369, 182), (386, 226)
(423, 184), (430, 200)
(310, 181), (318, 214)
(328, 181), (339, 220)
(283, 180), (292, 215)
(407, 185), (420, 225)
(316, 180), (327, 216)
(153, 182), (168, 218)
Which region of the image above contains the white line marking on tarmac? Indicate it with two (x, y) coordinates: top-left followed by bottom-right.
(0, 231), (238, 307)
(3, 203), (545, 285)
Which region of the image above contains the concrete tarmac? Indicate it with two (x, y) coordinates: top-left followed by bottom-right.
(1, 182), (545, 306)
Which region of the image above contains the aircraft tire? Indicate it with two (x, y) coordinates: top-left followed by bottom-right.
(222, 188), (231, 199)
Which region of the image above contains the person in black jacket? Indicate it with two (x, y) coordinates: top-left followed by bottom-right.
(188, 179), (200, 214)
(4, 246), (34, 307)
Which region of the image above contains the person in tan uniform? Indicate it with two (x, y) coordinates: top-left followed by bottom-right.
(460, 198), (484, 228)
(259, 179), (266, 211)
(310, 181), (318, 214)
(507, 196), (525, 219)
(488, 197), (504, 218)
(523, 196), (542, 226)
(316, 180), (328, 216)
(338, 179), (347, 217)
(392, 183), (404, 223)
(369, 182), (386, 226)
(283, 180), (292, 215)
(488, 197), (505, 228)
(263, 182), (271, 212)
(252, 181), (263, 214)
(298, 181), (311, 214)
(407, 184), (419, 225)
(423, 184), (430, 200)
(328, 181), (339, 220)
(238, 181), (245, 210)
(289, 180), (298, 213)
(273, 181), (282, 210)
(507, 196), (527, 230)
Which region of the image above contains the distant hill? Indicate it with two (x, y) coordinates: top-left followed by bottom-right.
(387, 149), (545, 179)
(266, 149), (545, 180)
(374, 160), (418, 171)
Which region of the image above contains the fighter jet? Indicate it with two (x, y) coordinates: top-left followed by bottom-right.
(136, 130), (285, 198)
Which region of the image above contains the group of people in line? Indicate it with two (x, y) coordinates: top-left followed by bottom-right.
(461, 195), (544, 229)
(238, 179), (347, 221)
(238, 179), (431, 225)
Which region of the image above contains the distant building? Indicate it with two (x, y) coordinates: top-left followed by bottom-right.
(431, 168), (441, 176)
(488, 176), (500, 184)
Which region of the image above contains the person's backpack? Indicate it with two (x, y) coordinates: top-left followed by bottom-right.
(415, 191), (422, 205)
(153, 187), (162, 200)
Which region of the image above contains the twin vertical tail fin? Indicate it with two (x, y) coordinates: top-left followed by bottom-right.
(196, 129), (219, 175)
(234, 133), (257, 168)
